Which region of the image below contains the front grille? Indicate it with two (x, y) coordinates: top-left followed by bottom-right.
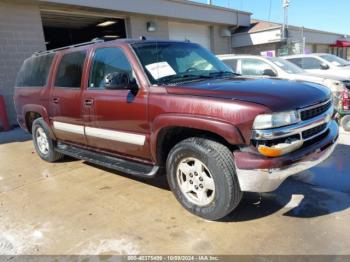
(302, 123), (327, 140)
(300, 100), (332, 121)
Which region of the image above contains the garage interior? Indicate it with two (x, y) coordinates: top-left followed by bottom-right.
(40, 10), (127, 49)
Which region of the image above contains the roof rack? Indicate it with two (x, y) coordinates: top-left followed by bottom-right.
(33, 38), (104, 56)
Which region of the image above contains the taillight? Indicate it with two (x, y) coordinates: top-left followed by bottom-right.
(342, 89), (349, 110)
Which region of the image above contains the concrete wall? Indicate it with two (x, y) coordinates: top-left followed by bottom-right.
(128, 15), (169, 39)
(39, 0), (251, 26)
(210, 26), (231, 54)
(0, 0), (46, 127)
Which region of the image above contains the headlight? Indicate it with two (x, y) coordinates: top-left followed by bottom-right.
(253, 111), (300, 130)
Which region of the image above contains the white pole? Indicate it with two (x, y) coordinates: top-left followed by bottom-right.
(282, 0), (290, 40)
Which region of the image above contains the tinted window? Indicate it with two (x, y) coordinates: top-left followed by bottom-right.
(89, 48), (133, 89)
(15, 54), (54, 87)
(223, 59), (238, 73)
(288, 57), (322, 69)
(241, 59), (274, 76)
(55, 51), (86, 88)
(300, 57), (323, 69)
(287, 58), (303, 68)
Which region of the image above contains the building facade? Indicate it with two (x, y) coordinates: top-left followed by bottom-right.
(0, 0), (251, 127)
(232, 19), (350, 59)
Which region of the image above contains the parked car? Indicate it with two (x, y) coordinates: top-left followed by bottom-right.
(218, 54), (350, 131)
(14, 39), (338, 220)
(282, 53), (350, 79)
(218, 54), (344, 87)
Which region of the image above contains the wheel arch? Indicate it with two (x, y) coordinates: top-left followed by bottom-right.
(151, 114), (244, 166)
(22, 104), (56, 139)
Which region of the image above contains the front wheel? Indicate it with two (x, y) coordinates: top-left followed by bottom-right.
(166, 137), (242, 220)
(340, 115), (350, 132)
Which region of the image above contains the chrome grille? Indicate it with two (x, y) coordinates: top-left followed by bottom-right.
(300, 100), (332, 121)
(302, 123), (328, 140)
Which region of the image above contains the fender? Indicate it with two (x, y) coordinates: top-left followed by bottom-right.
(150, 114), (245, 161)
(22, 104), (56, 139)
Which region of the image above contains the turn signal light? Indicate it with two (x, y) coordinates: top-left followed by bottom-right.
(258, 145), (283, 157)
(258, 140), (304, 158)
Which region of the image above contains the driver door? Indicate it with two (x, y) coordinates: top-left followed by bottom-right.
(82, 46), (150, 160)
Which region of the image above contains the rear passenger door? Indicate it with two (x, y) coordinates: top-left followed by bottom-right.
(50, 50), (87, 145)
(82, 47), (150, 160)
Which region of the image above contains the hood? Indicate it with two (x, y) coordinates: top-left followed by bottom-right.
(306, 70), (350, 80)
(165, 78), (331, 112)
(288, 73), (325, 85)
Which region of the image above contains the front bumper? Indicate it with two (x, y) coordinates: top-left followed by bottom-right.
(234, 120), (339, 192)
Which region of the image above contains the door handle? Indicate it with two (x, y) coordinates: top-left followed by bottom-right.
(84, 99), (94, 106)
(52, 97), (60, 104)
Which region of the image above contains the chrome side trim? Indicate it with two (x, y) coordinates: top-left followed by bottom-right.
(85, 127), (146, 146)
(53, 121), (84, 135)
(252, 106), (333, 141)
(52, 121), (146, 146)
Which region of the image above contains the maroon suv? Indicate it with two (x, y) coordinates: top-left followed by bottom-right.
(14, 39), (338, 220)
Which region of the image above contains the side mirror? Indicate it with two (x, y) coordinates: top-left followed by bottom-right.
(105, 72), (130, 90)
(320, 63), (330, 70)
(263, 69), (277, 77)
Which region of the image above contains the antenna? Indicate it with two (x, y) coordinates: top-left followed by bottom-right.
(282, 0), (290, 40)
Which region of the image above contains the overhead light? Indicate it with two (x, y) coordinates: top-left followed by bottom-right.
(103, 35), (119, 39)
(97, 20), (116, 27)
(147, 21), (157, 32)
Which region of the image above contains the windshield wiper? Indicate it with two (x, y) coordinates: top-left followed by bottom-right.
(208, 71), (240, 78)
(157, 73), (211, 85)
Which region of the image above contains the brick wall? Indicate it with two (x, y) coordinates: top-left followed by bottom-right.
(0, 0), (46, 127)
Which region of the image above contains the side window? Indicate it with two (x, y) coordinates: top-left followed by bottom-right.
(300, 57), (323, 69)
(55, 51), (86, 88)
(89, 47), (133, 89)
(15, 54), (55, 87)
(223, 59), (238, 73)
(241, 59), (274, 76)
(287, 58), (303, 68)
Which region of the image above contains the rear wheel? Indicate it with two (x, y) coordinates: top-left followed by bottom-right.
(340, 115), (350, 132)
(32, 118), (64, 162)
(166, 137), (242, 220)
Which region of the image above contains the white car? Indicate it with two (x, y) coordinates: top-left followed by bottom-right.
(217, 54), (346, 93)
(282, 53), (350, 80)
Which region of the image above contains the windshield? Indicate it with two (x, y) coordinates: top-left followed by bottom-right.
(320, 54), (350, 67)
(268, 57), (304, 74)
(132, 42), (233, 85)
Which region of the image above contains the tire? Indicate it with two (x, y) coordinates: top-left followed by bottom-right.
(340, 115), (350, 132)
(32, 118), (64, 162)
(166, 137), (242, 220)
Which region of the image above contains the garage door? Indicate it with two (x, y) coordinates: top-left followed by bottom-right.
(169, 22), (210, 49)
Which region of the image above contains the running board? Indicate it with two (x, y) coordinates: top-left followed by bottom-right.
(55, 143), (159, 178)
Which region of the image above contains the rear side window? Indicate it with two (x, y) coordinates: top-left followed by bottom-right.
(15, 54), (54, 87)
(222, 59), (238, 73)
(55, 51), (86, 88)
